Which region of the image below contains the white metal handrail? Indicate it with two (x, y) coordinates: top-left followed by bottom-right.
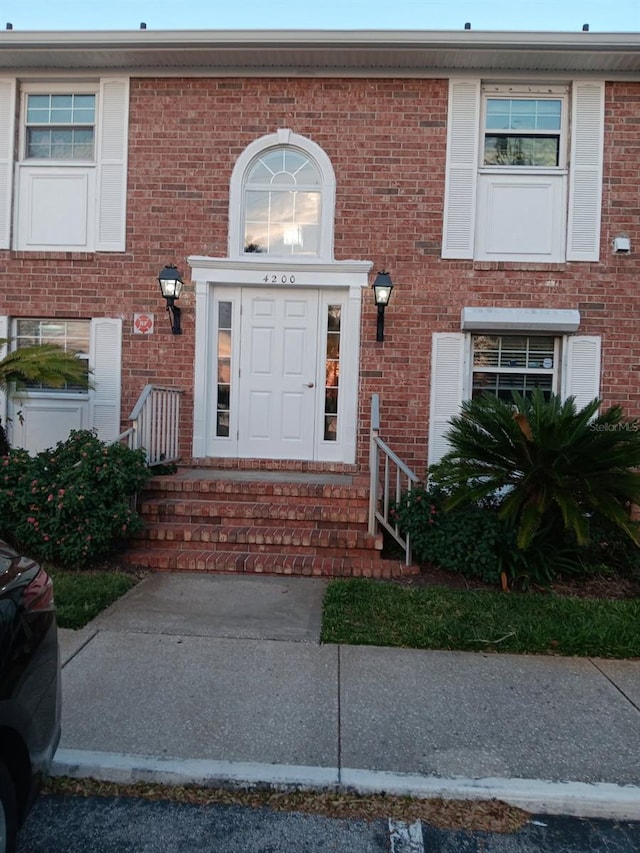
(116, 384), (183, 466)
(368, 393), (420, 566)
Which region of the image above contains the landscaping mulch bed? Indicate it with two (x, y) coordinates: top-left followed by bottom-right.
(392, 561), (640, 600)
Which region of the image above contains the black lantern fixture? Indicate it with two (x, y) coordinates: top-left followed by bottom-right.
(158, 264), (184, 335)
(372, 271), (393, 342)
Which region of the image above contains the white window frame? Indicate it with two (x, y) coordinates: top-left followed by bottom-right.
(470, 333), (561, 400)
(228, 129), (336, 261)
(10, 77), (129, 253)
(480, 85), (568, 171)
(442, 79), (605, 263)
(3, 316), (122, 452)
(21, 85), (97, 164)
(12, 317), (91, 395)
(428, 322), (601, 466)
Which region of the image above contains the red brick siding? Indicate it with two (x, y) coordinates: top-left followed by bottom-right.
(1, 78), (639, 472)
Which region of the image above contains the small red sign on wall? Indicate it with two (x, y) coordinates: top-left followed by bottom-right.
(133, 313), (154, 335)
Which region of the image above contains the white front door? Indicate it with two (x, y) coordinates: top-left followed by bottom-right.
(238, 289), (319, 459)
(191, 257), (371, 465)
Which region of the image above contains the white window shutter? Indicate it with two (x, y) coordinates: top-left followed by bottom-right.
(89, 318), (122, 442)
(566, 81), (604, 262)
(428, 332), (466, 466)
(96, 78), (129, 252)
(441, 79), (481, 260)
(561, 335), (601, 410)
(0, 79), (16, 250)
(0, 316), (8, 431)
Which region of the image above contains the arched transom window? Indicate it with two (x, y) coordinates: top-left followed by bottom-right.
(244, 148), (321, 256)
(229, 130), (336, 260)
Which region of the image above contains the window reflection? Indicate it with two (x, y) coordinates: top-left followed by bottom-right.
(324, 306), (341, 441)
(216, 302), (232, 437)
(243, 147), (322, 255)
(471, 335), (556, 401)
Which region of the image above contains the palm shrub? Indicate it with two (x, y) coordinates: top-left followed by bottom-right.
(0, 340), (91, 453)
(429, 390), (640, 582)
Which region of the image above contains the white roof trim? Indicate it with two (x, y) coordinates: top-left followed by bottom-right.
(2, 29), (640, 76)
(461, 307), (580, 332)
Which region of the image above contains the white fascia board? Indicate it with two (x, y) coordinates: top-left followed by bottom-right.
(4, 30), (640, 49)
(461, 307), (580, 333)
(2, 31), (640, 77)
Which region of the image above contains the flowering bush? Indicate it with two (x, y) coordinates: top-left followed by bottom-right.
(0, 430), (150, 567)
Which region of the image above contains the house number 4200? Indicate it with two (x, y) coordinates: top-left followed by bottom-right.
(262, 274), (296, 284)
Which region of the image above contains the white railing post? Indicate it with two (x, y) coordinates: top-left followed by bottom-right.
(369, 394), (381, 534)
(368, 394), (420, 567)
(124, 385), (184, 466)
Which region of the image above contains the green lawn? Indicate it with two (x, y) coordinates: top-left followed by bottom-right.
(52, 570), (640, 658)
(320, 578), (640, 658)
(51, 571), (137, 630)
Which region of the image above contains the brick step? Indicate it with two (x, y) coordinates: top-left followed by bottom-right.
(119, 546), (416, 579)
(139, 499), (370, 526)
(135, 522), (382, 555)
(141, 478), (370, 505)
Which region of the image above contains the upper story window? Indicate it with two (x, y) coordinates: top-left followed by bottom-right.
(0, 78), (130, 253)
(25, 93), (96, 160)
(483, 97), (564, 167)
(244, 148), (322, 256)
(442, 80), (604, 264)
(229, 129), (336, 261)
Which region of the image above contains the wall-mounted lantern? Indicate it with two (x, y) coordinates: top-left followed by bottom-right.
(158, 264), (184, 334)
(372, 271), (394, 342)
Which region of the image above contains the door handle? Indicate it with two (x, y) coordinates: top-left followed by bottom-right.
(305, 382), (315, 388)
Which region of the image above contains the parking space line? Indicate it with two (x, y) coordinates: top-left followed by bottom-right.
(389, 819), (425, 853)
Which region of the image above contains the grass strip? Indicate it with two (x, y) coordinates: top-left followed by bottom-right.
(51, 570), (137, 630)
(321, 578), (640, 658)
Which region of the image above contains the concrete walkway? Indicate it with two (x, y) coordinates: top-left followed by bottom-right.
(56, 573), (640, 820)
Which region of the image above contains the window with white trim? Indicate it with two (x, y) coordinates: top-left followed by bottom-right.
(0, 77), (130, 252)
(4, 316), (122, 453)
(13, 318), (90, 392)
(428, 327), (601, 466)
(442, 80), (604, 263)
(471, 334), (559, 400)
(228, 130), (336, 260)
(25, 93), (96, 161)
(243, 148), (322, 256)
(483, 96), (564, 167)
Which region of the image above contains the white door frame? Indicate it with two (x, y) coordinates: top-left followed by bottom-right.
(188, 256), (372, 464)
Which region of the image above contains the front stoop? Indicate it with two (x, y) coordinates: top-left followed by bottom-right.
(121, 470), (418, 579)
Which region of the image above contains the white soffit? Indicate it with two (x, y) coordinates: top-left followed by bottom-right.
(2, 30), (640, 76)
(461, 307), (580, 332)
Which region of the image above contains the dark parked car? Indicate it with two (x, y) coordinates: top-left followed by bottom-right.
(0, 540), (61, 853)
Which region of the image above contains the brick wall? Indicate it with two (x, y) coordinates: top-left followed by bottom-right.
(1, 77), (639, 473)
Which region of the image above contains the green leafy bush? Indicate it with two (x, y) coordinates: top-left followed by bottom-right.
(393, 485), (510, 583)
(0, 430), (150, 567)
(393, 483), (640, 588)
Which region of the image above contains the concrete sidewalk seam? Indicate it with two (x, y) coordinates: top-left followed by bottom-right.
(52, 748), (640, 821)
(589, 657), (640, 714)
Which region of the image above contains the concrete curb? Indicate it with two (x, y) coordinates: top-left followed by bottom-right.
(52, 748), (640, 821)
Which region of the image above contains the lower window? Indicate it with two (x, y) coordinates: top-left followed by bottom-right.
(471, 334), (559, 401)
(13, 318), (90, 391)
